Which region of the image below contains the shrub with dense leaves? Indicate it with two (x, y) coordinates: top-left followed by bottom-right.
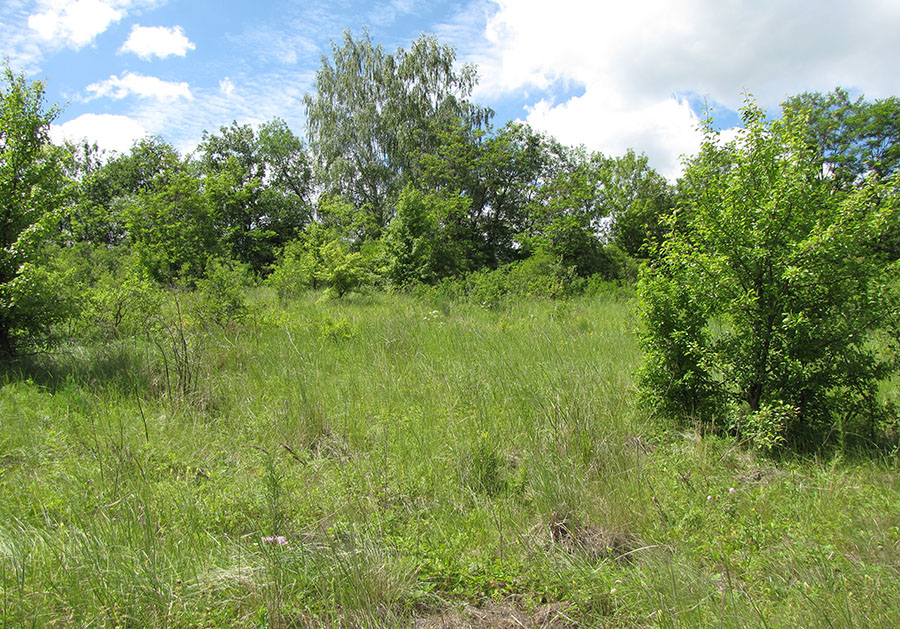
(638, 98), (900, 448)
(0, 65), (68, 355)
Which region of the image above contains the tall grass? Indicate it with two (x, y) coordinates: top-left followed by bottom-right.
(1, 289), (898, 626)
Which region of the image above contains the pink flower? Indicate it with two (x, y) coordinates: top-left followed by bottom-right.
(729, 487), (735, 494)
(261, 535), (288, 546)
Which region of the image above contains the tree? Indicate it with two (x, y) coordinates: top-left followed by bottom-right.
(0, 65), (67, 356)
(198, 119), (312, 273)
(638, 98), (900, 448)
(64, 136), (181, 246)
(416, 120), (577, 272)
(782, 88), (900, 190)
(602, 150), (674, 258)
(383, 184), (474, 285)
(304, 30), (491, 239)
(124, 166), (220, 284)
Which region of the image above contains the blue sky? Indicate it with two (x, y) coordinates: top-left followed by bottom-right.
(4, 0), (900, 179)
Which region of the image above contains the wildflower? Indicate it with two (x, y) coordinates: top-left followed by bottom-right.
(707, 495), (712, 501)
(261, 535), (288, 546)
(729, 487), (735, 494)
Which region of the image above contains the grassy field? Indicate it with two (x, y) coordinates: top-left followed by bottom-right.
(1, 290), (899, 627)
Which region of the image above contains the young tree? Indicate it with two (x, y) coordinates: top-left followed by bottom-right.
(0, 65), (67, 355)
(124, 167), (220, 284)
(638, 98), (900, 447)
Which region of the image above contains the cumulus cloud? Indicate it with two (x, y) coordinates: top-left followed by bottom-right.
(526, 92), (703, 181)
(474, 0), (900, 178)
(50, 113), (148, 154)
(28, 0), (123, 48)
(120, 24), (195, 59)
(85, 72), (192, 102)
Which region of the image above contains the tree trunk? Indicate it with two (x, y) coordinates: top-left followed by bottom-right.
(0, 323), (14, 359)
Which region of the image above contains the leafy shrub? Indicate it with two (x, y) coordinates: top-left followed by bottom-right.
(266, 236), (320, 300)
(194, 258), (253, 330)
(638, 98), (900, 447)
(729, 401), (795, 452)
(505, 249), (578, 298)
(318, 239), (370, 298)
(318, 314), (356, 341)
(81, 255), (162, 340)
(462, 266), (510, 308)
(267, 225), (373, 300)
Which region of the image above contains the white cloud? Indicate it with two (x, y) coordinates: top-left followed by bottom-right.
(219, 77), (235, 96)
(50, 113), (148, 154)
(473, 0), (900, 178)
(86, 72), (192, 102)
(28, 0), (123, 48)
(526, 92), (703, 181)
(120, 24), (195, 59)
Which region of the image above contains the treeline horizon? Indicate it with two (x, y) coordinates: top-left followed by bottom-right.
(2, 30), (899, 357)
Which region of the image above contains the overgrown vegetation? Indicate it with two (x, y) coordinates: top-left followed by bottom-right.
(2, 291), (899, 627)
(1, 29), (900, 627)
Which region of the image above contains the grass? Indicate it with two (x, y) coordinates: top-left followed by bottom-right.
(1, 289), (899, 627)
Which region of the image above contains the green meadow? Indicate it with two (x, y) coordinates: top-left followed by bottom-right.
(2, 290), (898, 627)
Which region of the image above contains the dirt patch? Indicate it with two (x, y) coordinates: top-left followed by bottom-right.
(412, 601), (577, 628)
(736, 465), (788, 486)
(544, 512), (639, 564)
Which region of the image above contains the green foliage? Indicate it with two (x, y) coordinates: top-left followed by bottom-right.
(638, 97), (900, 446)
(124, 167), (220, 283)
(266, 234), (322, 300)
(80, 252), (162, 340)
(194, 258), (253, 330)
(62, 137), (180, 246)
(199, 119), (312, 273)
(383, 185), (477, 285)
(318, 239), (370, 298)
(602, 149), (675, 258)
(305, 30), (490, 238)
(267, 222), (373, 299)
(524, 215), (611, 278)
(730, 400), (794, 452)
(0, 64), (68, 355)
(317, 313), (356, 341)
(504, 249), (578, 299)
(782, 88), (900, 190)
(315, 194), (375, 244)
(384, 186), (439, 286)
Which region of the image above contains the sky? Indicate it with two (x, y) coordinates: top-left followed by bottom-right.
(3, 0), (900, 180)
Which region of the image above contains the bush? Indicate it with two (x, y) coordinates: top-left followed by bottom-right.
(0, 65), (68, 355)
(504, 249), (578, 298)
(266, 232), (323, 300)
(194, 258), (253, 330)
(638, 98), (900, 447)
(80, 253), (163, 340)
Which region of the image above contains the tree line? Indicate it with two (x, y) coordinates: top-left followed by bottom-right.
(2, 31), (899, 447)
